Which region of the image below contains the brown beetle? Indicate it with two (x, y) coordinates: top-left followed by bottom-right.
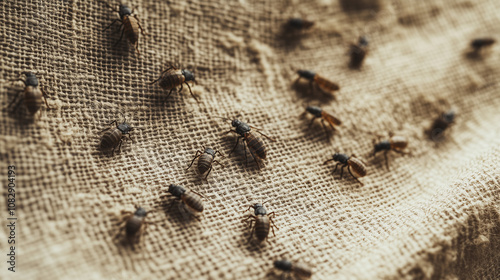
(303, 106), (341, 140)
(294, 69), (339, 95)
(226, 119), (275, 169)
(100, 115), (133, 155)
(243, 202), (277, 243)
(115, 206), (149, 249)
(373, 135), (409, 169)
(8, 72), (50, 115)
(273, 259), (312, 279)
(427, 110), (455, 142)
(150, 65), (198, 102)
(187, 147), (224, 179)
(167, 184), (204, 219)
(324, 153), (367, 184)
(104, 4), (146, 56)
(349, 36), (369, 68)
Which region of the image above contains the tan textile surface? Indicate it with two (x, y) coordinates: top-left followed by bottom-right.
(1, 0), (499, 279)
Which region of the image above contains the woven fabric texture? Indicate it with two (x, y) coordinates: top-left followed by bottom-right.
(1, 0), (499, 279)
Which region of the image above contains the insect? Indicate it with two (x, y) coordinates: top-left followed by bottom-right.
(273, 259), (312, 279)
(123, 207), (148, 246)
(303, 106), (341, 140)
(294, 70), (339, 95)
(471, 38), (495, 52)
(427, 110), (455, 141)
(285, 17), (315, 31)
(226, 119), (275, 169)
(100, 114), (134, 155)
(187, 147), (224, 179)
(150, 65), (198, 102)
(243, 202), (277, 243)
(324, 153), (367, 184)
(104, 3), (146, 56)
(373, 134), (408, 169)
(349, 36), (369, 68)
(8, 72), (50, 115)
(167, 184), (204, 219)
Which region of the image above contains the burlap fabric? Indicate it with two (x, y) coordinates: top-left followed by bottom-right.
(1, 0), (499, 279)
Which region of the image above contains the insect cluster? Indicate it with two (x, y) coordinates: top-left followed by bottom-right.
(5, 2), (493, 279)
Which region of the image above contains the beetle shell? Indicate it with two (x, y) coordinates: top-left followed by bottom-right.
(159, 69), (186, 90)
(245, 133), (266, 159)
(182, 191), (204, 212)
(100, 128), (123, 150)
(254, 215), (270, 242)
(348, 157), (367, 177)
(390, 136), (408, 150)
(24, 86), (43, 114)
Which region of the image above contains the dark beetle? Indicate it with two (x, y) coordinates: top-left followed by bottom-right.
(100, 116), (133, 155)
(471, 38), (495, 51)
(427, 110), (455, 141)
(295, 70), (340, 95)
(273, 259), (312, 279)
(124, 207), (148, 245)
(243, 202), (277, 243)
(227, 119), (275, 169)
(286, 18), (315, 30)
(187, 147), (224, 179)
(324, 153), (367, 184)
(349, 36), (369, 68)
(150, 65), (198, 102)
(104, 3), (146, 56)
(373, 135), (408, 169)
(304, 106), (341, 140)
(8, 72), (50, 115)
(167, 184), (204, 216)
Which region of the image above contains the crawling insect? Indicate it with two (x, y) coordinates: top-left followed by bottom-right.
(150, 65), (198, 102)
(303, 106), (341, 140)
(104, 3), (146, 56)
(294, 70), (339, 95)
(273, 259), (312, 279)
(373, 135), (408, 169)
(167, 184), (204, 219)
(324, 153), (367, 184)
(243, 202), (277, 243)
(427, 110), (455, 141)
(100, 115), (134, 155)
(8, 72), (50, 115)
(471, 38), (495, 52)
(187, 147), (224, 179)
(349, 36), (369, 68)
(116, 206), (148, 248)
(285, 18), (315, 31)
(226, 119), (275, 169)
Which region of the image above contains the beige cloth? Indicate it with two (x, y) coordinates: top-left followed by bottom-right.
(0, 0), (499, 279)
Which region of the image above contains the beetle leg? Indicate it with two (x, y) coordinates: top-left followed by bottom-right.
(384, 150), (390, 170)
(213, 160), (225, 167)
(340, 165), (346, 179)
(187, 150), (202, 170)
(104, 19), (121, 31)
(320, 119), (330, 142)
(332, 162), (340, 174)
(134, 15), (147, 35)
(185, 82), (199, 103)
(229, 136), (240, 156)
(204, 165), (213, 179)
(308, 116), (317, 128)
(114, 25), (126, 47)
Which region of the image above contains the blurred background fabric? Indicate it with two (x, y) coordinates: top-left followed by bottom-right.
(0, 0), (499, 279)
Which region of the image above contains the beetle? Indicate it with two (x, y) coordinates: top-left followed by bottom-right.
(100, 114), (134, 155)
(273, 259), (312, 279)
(243, 202), (277, 243)
(104, 3), (146, 56)
(349, 36), (369, 68)
(294, 70), (339, 95)
(226, 119), (275, 169)
(150, 65), (198, 102)
(167, 184), (204, 219)
(427, 110), (455, 141)
(285, 17), (315, 31)
(115, 206), (149, 249)
(303, 106), (341, 140)
(8, 72), (50, 115)
(187, 147), (224, 179)
(471, 38), (495, 52)
(373, 134), (408, 169)
(324, 153), (367, 184)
